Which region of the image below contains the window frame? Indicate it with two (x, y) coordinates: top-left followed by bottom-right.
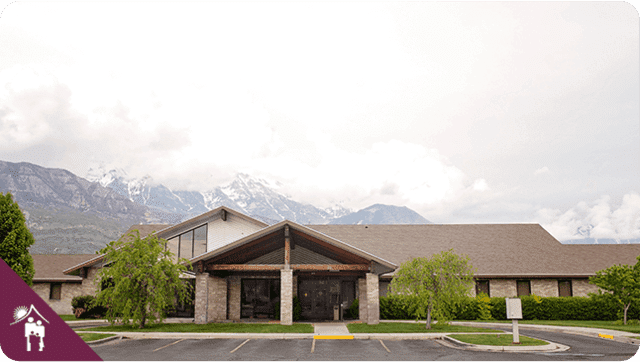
(165, 223), (208, 260)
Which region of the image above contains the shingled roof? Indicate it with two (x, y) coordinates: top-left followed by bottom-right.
(307, 224), (640, 278)
(32, 254), (97, 282)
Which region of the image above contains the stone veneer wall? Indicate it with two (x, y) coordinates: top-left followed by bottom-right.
(365, 273), (379, 324)
(358, 277), (368, 323)
(572, 278), (599, 297)
(208, 275), (227, 322)
(489, 279), (518, 297)
(484, 278), (600, 298)
(32, 267), (100, 315)
(194, 273), (209, 324)
(280, 269), (293, 325)
(531, 279), (559, 297)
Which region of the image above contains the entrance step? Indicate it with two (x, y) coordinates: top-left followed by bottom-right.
(313, 322), (350, 335)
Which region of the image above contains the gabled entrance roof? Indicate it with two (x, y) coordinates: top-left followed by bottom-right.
(190, 219), (397, 275)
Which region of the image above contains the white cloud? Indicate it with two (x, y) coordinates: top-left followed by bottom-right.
(535, 193), (640, 241)
(534, 167), (550, 176)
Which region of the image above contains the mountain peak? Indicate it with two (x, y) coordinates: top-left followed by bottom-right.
(329, 203), (431, 225)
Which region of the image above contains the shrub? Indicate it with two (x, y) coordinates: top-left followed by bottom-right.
(379, 295), (414, 320)
(347, 299), (359, 319)
(293, 296), (302, 321)
(71, 295), (107, 319)
(476, 293), (492, 320)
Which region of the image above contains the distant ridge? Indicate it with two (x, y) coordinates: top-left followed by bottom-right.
(329, 204), (431, 225)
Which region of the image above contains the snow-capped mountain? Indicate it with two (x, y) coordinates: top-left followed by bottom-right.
(86, 168), (352, 224)
(329, 204), (432, 225)
(86, 166), (209, 217)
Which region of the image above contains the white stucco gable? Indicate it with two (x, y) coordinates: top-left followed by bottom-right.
(206, 211), (266, 251)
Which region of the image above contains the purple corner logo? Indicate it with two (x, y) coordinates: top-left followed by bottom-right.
(0, 258), (102, 361)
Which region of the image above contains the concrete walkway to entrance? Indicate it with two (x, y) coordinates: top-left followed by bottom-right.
(313, 322), (350, 335)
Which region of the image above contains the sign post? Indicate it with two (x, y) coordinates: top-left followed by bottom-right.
(505, 298), (522, 344)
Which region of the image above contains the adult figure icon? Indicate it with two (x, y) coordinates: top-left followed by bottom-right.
(24, 317), (46, 351)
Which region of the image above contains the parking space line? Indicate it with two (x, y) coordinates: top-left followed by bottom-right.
(153, 339), (185, 352)
(311, 339), (316, 353)
(379, 340), (391, 353)
(229, 339), (251, 354)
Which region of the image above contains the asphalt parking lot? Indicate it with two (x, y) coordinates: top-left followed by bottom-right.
(90, 332), (639, 361)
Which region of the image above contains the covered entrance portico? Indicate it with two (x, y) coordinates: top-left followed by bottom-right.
(188, 221), (396, 325)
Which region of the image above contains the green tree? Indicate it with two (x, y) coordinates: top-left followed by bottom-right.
(390, 249), (475, 329)
(95, 230), (192, 329)
(0, 192), (35, 285)
(589, 256), (640, 325)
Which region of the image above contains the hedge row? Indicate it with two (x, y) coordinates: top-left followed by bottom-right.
(378, 293), (640, 321)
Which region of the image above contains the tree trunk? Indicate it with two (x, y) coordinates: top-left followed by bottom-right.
(425, 304), (432, 330)
(139, 293), (147, 329)
(624, 303), (630, 325)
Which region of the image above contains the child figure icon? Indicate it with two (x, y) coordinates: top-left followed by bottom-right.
(24, 317), (46, 351)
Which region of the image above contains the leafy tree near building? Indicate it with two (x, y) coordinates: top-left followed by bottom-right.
(0, 192), (35, 286)
(589, 256), (640, 325)
(390, 249), (475, 329)
(95, 230), (192, 329)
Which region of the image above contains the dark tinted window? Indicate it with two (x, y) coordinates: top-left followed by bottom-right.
(516, 280), (531, 296)
(558, 280), (572, 297)
(476, 280), (490, 297)
(50, 283), (62, 300)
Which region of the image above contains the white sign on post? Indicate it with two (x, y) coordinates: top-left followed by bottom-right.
(505, 298), (522, 344)
(505, 298), (522, 319)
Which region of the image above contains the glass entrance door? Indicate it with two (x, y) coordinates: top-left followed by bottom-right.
(241, 279), (280, 319)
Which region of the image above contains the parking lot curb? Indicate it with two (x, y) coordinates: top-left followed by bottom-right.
(451, 321), (640, 346)
(441, 335), (570, 353)
(84, 335), (123, 345)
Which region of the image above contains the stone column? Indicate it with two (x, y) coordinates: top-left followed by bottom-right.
(194, 272), (209, 324)
(280, 269), (293, 325)
(366, 273), (379, 325)
(207, 276), (228, 322)
(358, 277), (368, 323)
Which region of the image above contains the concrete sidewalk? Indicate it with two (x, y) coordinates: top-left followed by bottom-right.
(313, 322), (350, 335)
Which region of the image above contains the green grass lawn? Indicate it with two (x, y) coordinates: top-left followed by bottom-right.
(458, 320), (640, 334)
(77, 333), (116, 342)
(448, 333), (549, 346)
(60, 314), (108, 322)
(347, 322), (503, 334)
(85, 322), (314, 333)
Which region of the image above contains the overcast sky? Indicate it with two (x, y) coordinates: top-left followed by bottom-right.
(0, 1), (638, 241)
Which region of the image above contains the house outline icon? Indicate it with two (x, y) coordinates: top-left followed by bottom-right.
(10, 305), (49, 326)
